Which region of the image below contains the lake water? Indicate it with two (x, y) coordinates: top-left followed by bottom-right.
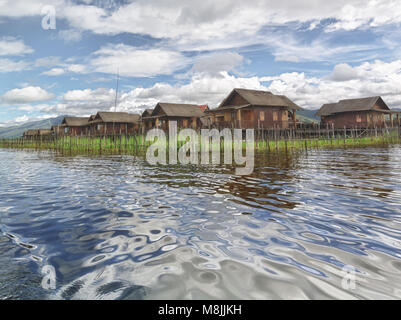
(1, 146), (401, 300)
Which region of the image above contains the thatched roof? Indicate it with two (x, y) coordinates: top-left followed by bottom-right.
(218, 88), (303, 111)
(152, 103), (205, 118)
(316, 103), (339, 117)
(316, 96), (389, 117)
(62, 117), (90, 126)
(92, 112), (140, 123)
(141, 109), (153, 118)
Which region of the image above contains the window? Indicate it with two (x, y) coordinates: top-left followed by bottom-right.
(97, 124), (103, 131)
(356, 115), (362, 123)
(273, 111), (278, 121)
(259, 111), (265, 121)
(64, 127), (69, 133)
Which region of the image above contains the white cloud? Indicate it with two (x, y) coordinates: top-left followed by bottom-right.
(328, 63), (361, 81)
(33, 101), (114, 116)
(34, 56), (62, 68)
(1, 0), (400, 70)
(14, 115), (29, 123)
(63, 88), (115, 102)
(262, 59), (401, 108)
(57, 1), (401, 49)
(90, 44), (189, 77)
(1, 1), (401, 51)
(67, 64), (87, 73)
(115, 72), (265, 113)
(189, 52), (245, 77)
(115, 59), (401, 112)
(41, 64), (87, 76)
(19, 59), (401, 118)
(0, 113), (60, 127)
(0, 37), (33, 56)
(1, 86), (55, 104)
(266, 33), (379, 63)
(0, 0), (63, 17)
(325, 1), (401, 32)
(59, 29), (83, 43)
(41, 68), (65, 76)
(0, 58), (30, 73)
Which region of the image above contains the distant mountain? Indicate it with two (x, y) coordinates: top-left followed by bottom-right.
(0, 115), (66, 138)
(297, 109), (320, 123)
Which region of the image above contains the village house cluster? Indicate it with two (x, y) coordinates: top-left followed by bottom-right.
(23, 88), (401, 138)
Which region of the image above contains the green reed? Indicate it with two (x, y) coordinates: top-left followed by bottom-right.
(0, 130), (400, 155)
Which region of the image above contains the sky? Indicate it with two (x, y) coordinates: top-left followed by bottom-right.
(1, 0), (401, 126)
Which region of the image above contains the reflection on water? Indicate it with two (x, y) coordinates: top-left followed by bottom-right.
(1, 146), (401, 299)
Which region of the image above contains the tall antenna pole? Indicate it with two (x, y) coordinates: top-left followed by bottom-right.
(114, 68), (119, 112)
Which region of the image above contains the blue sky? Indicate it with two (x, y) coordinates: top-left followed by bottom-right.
(1, 0), (401, 126)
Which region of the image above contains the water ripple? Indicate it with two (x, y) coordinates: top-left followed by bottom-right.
(1, 147), (401, 299)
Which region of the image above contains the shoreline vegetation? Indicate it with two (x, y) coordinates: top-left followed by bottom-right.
(1, 127), (400, 156)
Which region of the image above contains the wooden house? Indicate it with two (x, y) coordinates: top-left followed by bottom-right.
(38, 129), (52, 137)
(316, 96), (400, 128)
(23, 129), (39, 139)
(198, 105), (209, 112)
(51, 125), (63, 136)
(142, 109), (153, 118)
(141, 109), (154, 132)
(88, 112), (141, 135)
(23, 129), (52, 139)
(150, 103), (206, 130)
(205, 88), (302, 129)
(61, 117), (90, 136)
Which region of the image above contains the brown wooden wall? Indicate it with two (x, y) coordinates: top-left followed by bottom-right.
(208, 106), (293, 129)
(153, 116), (202, 130)
(321, 111), (385, 128)
(60, 126), (89, 136)
(87, 122), (139, 135)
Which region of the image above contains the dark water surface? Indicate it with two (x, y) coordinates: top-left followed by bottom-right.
(1, 147), (401, 299)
